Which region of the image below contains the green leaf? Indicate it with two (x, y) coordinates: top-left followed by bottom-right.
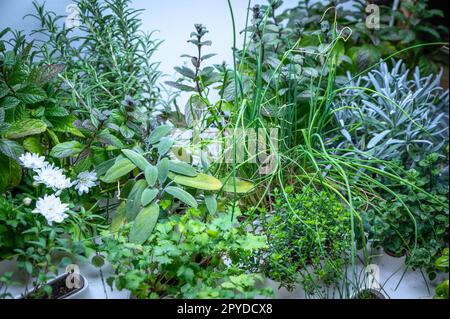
(98, 130), (124, 148)
(111, 202), (126, 234)
(174, 66), (195, 79)
(221, 178), (255, 193)
(168, 160), (198, 177)
(158, 137), (174, 156)
(23, 136), (43, 154)
(126, 180), (147, 221)
(3, 119), (47, 139)
(0, 96), (20, 109)
(0, 154), (22, 193)
(16, 86), (47, 104)
(45, 106), (69, 117)
(201, 53), (217, 61)
(91, 255), (105, 268)
(122, 149), (150, 171)
(120, 124), (135, 139)
(144, 165), (158, 187)
(165, 186), (198, 208)
(168, 172), (222, 191)
(101, 158), (136, 183)
(51, 115), (84, 138)
(158, 157), (169, 183)
(50, 141), (84, 158)
(148, 125), (172, 144)
(0, 139), (24, 161)
(129, 203), (160, 245)
(95, 158), (115, 177)
(164, 81), (196, 92)
(141, 188), (159, 206)
(0, 84), (10, 99)
(367, 130), (391, 149)
(205, 195), (217, 214)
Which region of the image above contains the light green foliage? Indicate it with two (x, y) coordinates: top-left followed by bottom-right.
(434, 248), (449, 299)
(103, 208), (272, 299)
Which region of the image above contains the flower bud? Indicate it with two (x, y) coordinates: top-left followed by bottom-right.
(23, 197), (32, 206)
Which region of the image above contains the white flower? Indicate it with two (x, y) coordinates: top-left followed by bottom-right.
(74, 170), (97, 195)
(33, 194), (69, 225)
(33, 164), (72, 193)
(18, 152), (47, 170)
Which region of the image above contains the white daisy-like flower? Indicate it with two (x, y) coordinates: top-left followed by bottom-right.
(18, 152), (48, 170)
(33, 163), (72, 193)
(33, 194), (69, 225)
(74, 170), (97, 195)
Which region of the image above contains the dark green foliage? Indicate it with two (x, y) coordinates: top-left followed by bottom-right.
(0, 29), (78, 192)
(365, 153), (449, 277)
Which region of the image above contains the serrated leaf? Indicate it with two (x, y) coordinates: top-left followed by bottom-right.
(148, 125), (172, 144)
(51, 115), (85, 138)
(101, 158), (136, 183)
(144, 164), (158, 187)
(122, 149), (150, 171)
(168, 160), (197, 177)
(141, 188), (159, 206)
(3, 119), (47, 139)
(16, 86), (47, 104)
(129, 203), (159, 245)
(0, 96), (20, 109)
(45, 106), (69, 117)
(168, 172), (222, 191)
(165, 186), (198, 208)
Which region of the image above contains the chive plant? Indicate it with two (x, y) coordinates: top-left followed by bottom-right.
(223, 0), (448, 298)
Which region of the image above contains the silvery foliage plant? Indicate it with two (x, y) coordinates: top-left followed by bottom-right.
(331, 59), (449, 165)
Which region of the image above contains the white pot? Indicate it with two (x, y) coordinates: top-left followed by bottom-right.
(14, 273), (89, 299)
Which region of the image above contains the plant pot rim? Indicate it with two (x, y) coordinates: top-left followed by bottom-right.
(384, 248), (407, 258)
(14, 273), (88, 299)
(352, 288), (386, 299)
